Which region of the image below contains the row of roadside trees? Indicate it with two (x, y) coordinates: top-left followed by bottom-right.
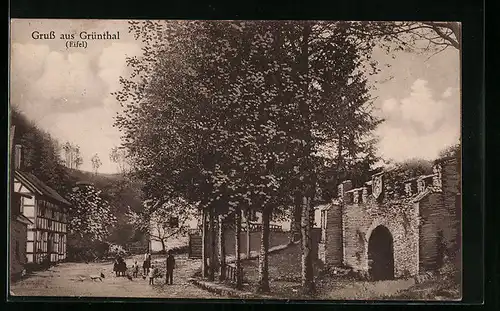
(114, 21), (460, 294)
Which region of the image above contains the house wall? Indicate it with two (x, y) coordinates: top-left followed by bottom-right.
(243, 211), (291, 231)
(150, 235), (189, 252)
(15, 176), (69, 266)
(214, 229), (290, 257)
(32, 198), (68, 264)
(10, 220), (28, 280)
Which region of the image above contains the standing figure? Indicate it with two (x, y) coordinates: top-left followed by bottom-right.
(133, 261), (139, 278)
(143, 251), (151, 275)
(113, 259), (119, 277)
(148, 264), (157, 285)
(166, 250), (176, 285)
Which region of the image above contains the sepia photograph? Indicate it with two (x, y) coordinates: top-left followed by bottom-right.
(8, 19), (461, 300)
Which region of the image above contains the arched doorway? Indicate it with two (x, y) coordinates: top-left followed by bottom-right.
(368, 225), (394, 280)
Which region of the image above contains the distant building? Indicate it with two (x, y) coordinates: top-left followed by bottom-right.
(13, 145), (72, 267)
(241, 210), (291, 231)
(149, 213), (199, 253)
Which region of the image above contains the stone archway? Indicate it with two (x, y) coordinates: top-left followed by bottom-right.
(368, 225), (394, 281)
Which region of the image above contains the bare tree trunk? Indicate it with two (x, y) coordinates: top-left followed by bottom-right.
(301, 196), (315, 295)
(290, 194), (302, 243)
(257, 207), (271, 293)
(161, 239), (166, 253)
(246, 208), (251, 258)
(234, 207), (242, 289)
(218, 214), (226, 281)
(201, 207), (208, 278)
(208, 207), (216, 281)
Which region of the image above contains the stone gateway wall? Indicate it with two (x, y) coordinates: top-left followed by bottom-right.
(341, 195), (419, 277)
(320, 156), (461, 279)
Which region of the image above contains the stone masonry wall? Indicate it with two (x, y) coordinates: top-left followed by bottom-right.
(326, 156), (460, 278)
(441, 157), (461, 254)
(342, 196), (419, 277)
(320, 202), (343, 266)
(418, 157), (461, 272)
(10, 220), (27, 280)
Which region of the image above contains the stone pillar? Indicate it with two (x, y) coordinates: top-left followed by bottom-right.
(432, 163), (443, 191)
(338, 180), (352, 203)
(362, 187), (368, 203)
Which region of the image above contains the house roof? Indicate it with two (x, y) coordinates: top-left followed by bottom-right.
(15, 171), (71, 207)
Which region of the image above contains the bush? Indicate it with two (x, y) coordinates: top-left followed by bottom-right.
(67, 240), (111, 262)
(152, 244), (189, 255)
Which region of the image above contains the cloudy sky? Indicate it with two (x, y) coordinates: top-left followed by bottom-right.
(10, 20), (460, 174)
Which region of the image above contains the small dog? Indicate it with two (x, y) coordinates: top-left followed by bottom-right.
(90, 273), (105, 282)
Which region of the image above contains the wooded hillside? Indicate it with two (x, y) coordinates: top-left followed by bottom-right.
(11, 107), (146, 251)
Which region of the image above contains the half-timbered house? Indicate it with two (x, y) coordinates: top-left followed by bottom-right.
(13, 145), (72, 266)
(10, 128), (34, 280)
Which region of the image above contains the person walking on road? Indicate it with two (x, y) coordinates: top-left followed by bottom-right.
(165, 250), (175, 285)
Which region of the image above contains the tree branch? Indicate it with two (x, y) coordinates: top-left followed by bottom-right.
(423, 22), (460, 49)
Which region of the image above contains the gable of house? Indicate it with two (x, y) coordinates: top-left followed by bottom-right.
(14, 171), (71, 207)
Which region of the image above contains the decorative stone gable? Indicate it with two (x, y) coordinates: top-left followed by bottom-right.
(417, 177), (426, 193)
(405, 182), (413, 197)
(372, 173), (383, 200)
(338, 180), (353, 202)
(362, 187), (368, 203)
(432, 163), (443, 192)
(353, 190), (359, 204)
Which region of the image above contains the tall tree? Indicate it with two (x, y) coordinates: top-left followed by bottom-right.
(271, 21), (383, 294)
(109, 146), (129, 175)
(91, 154), (102, 175)
(115, 20), (384, 295)
(62, 142), (83, 169)
(67, 183), (117, 242)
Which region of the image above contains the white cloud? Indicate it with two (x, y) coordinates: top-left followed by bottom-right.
(442, 87), (453, 98)
(376, 123), (459, 162)
(382, 98), (399, 115)
(399, 79), (446, 132)
(98, 42), (142, 92)
(40, 106), (122, 173)
(10, 43), (50, 79)
(10, 33), (142, 174)
(32, 51), (105, 108)
(376, 79), (460, 162)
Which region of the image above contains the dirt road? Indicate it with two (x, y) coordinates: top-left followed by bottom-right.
(10, 254), (217, 299)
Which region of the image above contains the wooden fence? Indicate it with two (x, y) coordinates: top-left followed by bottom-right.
(224, 263), (243, 284)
